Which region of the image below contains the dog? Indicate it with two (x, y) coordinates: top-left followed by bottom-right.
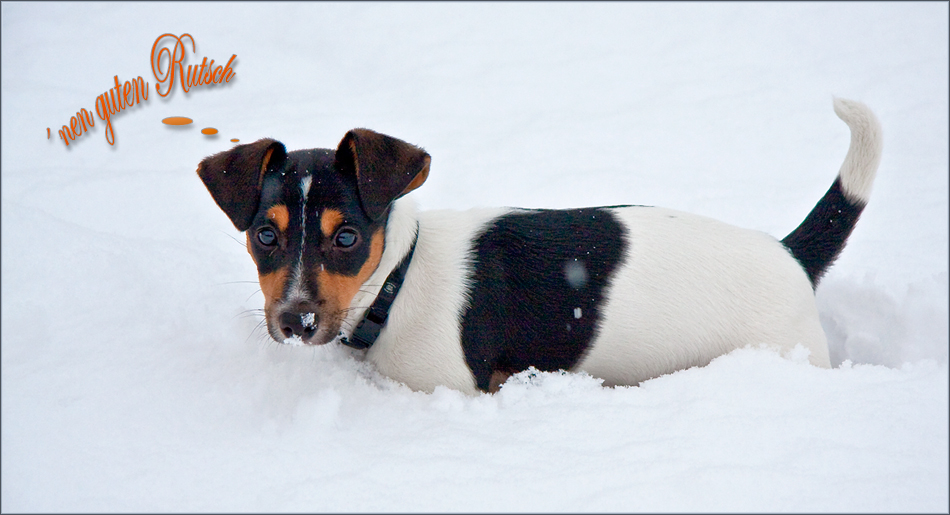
(197, 98), (882, 394)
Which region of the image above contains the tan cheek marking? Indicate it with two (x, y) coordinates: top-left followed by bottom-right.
(317, 228), (385, 314)
(266, 205), (289, 232)
(321, 208), (344, 239)
(258, 268), (289, 310)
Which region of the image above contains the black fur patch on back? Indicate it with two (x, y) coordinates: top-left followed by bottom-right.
(782, 177), (865, 287)
(461, 208), (628, 392)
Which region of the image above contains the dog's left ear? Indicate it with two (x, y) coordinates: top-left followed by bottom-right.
(335, 128), (430, 221)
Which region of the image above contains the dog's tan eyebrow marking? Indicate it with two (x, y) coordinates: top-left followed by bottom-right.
(316, 227), (385, 315)
(321, 208), (344, 238)
(266, 205), (290, 232)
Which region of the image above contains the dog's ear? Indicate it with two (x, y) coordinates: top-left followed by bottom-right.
(197, 138), (287, 232)
(335, 129), (430, 221)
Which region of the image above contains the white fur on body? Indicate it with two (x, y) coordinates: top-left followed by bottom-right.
(341, 200), (827, 394)
(345, 202), (509, 394)
(575, 207), (829, 385)
(335, 98), (879, 394)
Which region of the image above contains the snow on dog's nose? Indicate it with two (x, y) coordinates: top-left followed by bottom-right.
(279, 310), (318, 344)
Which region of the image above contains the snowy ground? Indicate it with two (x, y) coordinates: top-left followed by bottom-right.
(2, 2), (948, 512)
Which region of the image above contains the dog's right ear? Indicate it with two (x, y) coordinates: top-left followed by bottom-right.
(197, 138), (286, 232)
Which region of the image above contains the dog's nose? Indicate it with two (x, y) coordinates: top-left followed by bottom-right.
(279, 310), (318, 340)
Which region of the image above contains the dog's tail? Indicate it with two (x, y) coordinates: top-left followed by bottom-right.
(782, 98), (883, 288)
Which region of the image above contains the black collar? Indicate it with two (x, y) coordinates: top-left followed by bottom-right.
(339, 226), (418, 350)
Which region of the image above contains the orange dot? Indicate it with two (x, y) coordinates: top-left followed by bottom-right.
(162, 116), (193, 125)
(201, 127), (218, 135)
(230, 138), (239, 142)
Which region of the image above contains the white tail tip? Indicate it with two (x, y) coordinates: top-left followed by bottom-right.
(833, 97), (883, 205)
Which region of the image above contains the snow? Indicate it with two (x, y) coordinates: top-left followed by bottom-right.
(564, 259), (589, 288)
(2, 2), (947, 512)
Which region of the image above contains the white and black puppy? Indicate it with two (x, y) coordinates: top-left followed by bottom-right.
(197, 98), (882, 394)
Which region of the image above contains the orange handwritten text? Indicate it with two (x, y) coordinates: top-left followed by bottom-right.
(95, 75), (149, 145)
(49, 33), (237, 149)
(151, 33), (237, 97)
(56, 108), (96, 146)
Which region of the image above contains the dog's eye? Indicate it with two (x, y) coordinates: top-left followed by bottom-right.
(334, 227), (360, 249)
(257, 228), (278, 247)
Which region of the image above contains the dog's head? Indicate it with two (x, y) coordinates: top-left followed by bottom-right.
(197, 129), (429, 345)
